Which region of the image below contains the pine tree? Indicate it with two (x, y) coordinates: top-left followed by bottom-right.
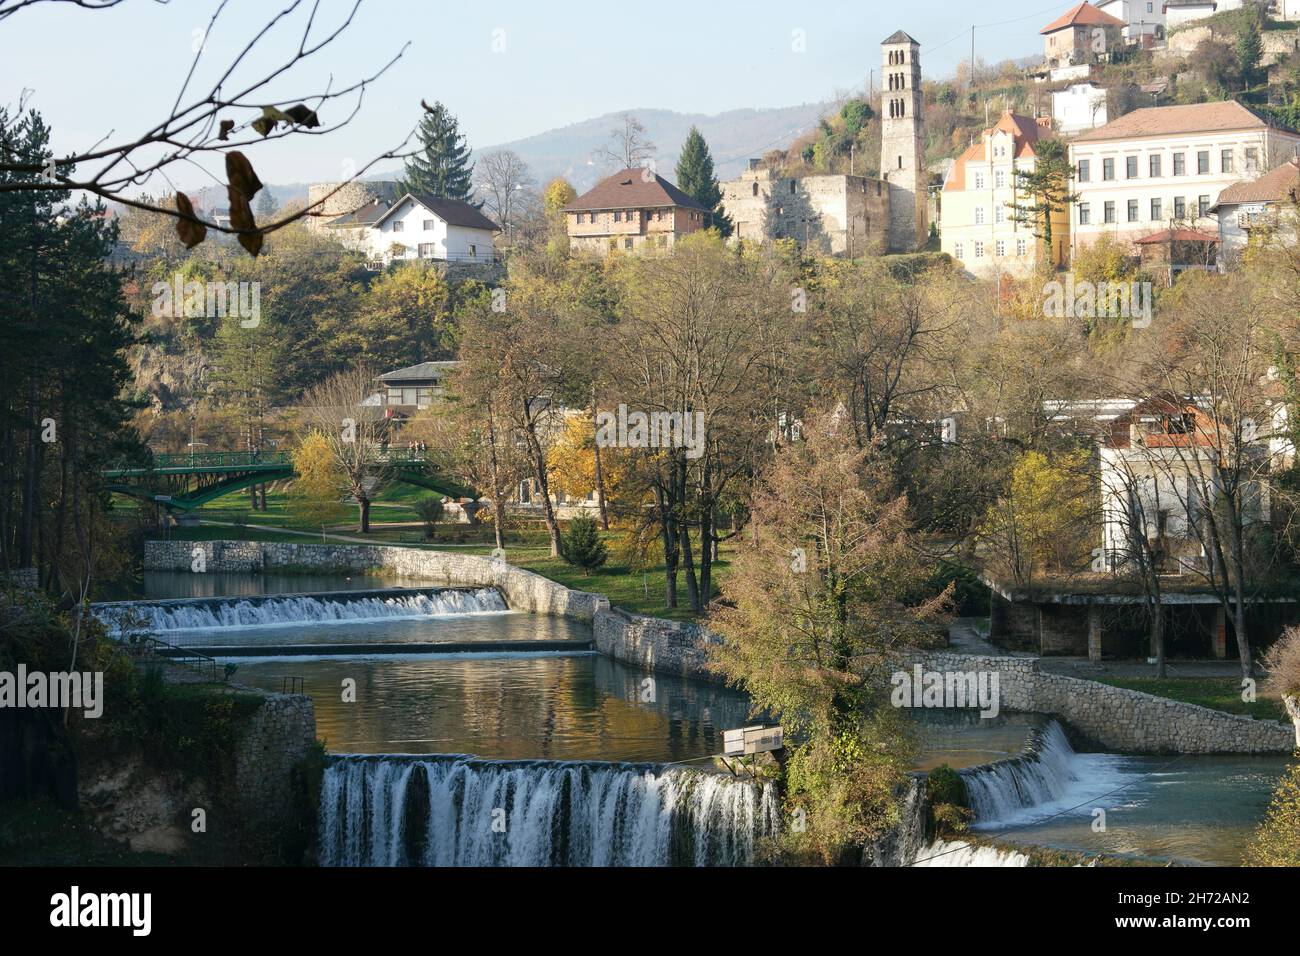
(401, 101), (478, 205)
(675, 127), (732, 237)
(560, 514), (608, 575)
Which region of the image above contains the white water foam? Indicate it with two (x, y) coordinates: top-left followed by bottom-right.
(962, 720), (1139, 830)
(318, 756), (780, 867)
(96, 588), (507, 634)
(912, 839), (1030, 867)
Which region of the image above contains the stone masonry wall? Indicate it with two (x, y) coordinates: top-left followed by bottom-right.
(233, 692), (317, 845)
(910, 651), (1293, 754)
(592, 609), (724, 683)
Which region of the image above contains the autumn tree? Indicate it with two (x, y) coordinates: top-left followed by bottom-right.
(710, 411), (950, 864)
(299, 366), (392, 533)
(289, 431), (348, 536)
(476, 149), (536, 240)
(355, 262), (454, 369)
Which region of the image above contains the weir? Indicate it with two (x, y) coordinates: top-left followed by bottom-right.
(318, 755), (779, 867)
(93, 586), (508, 635)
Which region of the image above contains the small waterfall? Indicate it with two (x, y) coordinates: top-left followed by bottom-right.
(960, 721), (1081, 823)
(318, 755), (780, 867)
(911, 839), (1030, 867)
(96, 588), (507, 634)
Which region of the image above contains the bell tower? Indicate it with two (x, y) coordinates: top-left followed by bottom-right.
(880, 30), (927, 252)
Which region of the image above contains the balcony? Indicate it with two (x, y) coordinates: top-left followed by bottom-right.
(1237, 210), (1278, 231)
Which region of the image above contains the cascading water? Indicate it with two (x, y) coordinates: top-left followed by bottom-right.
(911, 839), (1030, 867)
(959, 719), (1134, 828)
(318, 755), (780, 867)
(95, 587), (507, 634)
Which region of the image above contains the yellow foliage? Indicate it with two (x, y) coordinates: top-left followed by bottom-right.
(289, 431), (348, 527)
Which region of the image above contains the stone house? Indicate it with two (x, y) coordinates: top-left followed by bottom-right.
(720, 163), (890, 256)
(1041, 2), (1128, 66)
(562, 168), (709, 254)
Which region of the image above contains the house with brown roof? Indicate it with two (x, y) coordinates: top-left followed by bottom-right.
(563, 168), (710, 254)
(939, 110), (1068, 277)
(1067, 100), (1300, 255)
(362, 192), (500, 268)
(1041, 2), (1127, 67)
(1209, 157), (1300, 264)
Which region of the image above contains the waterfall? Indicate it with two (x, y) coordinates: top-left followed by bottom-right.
(911, 839), (1030, 867)
(95, 588), (507, 635)
(318, 755), (780, 867)
(960, 719), (1133, 828)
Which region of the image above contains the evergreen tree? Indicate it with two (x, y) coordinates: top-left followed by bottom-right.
(560, 514), (608, 575)
(675, 127), (732, 237)
(1008, 137), (1075, 267)
(401, 101), (478, 205)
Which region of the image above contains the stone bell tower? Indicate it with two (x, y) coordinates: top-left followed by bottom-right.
(880, 30), (927, 252)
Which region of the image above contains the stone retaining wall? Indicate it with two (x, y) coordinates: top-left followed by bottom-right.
(909, 651), (1294, 754)
(233, 692), (317, 847)
(592, 608), (723, 683)
(144, 540), (608, 622)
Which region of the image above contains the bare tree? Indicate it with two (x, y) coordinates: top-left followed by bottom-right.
(0, 0), (417, 252)
(300, 365), (391, 533)
(476, 149), (535, 240)
(594, 112), (655, 170)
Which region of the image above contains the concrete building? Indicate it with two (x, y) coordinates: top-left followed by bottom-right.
(563, 168), (708, 254)
(720, 163), (889, 256)
(1163, 0), (1240, 30)
(940, 111), (1068, 277)
(1052, 82), (1110, 135)
(1068, 100), (1300, 254)
(881, 30), (928, 252)
(378, 361), (458, 414)
(1209, 156), (1300, 265)
(1097, 0), (1166, 39)
(1041, 2), (1128, 66)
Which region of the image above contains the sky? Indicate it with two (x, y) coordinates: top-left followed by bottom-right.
(1, 0), (1068, 190)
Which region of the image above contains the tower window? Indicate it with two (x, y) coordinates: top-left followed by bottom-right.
(752, 182), (758, 197)
(898, 155), (903, 170)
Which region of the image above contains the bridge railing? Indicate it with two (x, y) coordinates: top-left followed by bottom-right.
(151, 451), (292, 469)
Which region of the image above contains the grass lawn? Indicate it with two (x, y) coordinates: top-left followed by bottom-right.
(1093, 677), (1289, 722)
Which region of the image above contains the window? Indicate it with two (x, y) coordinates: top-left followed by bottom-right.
(973, 241), (984, 258)
(1174, 196), (1186, 219)
(1127, 199), (1139, 222)
(1146, 1), (1153, 11)
(469, 244), (477, 257)
(1077, 159), (1091, 182)
(1173, 152), (1185, 176)
(996, 206), (1006, 224)
(789, 180), (796, 194)
(1016, 238), (1028, 256)
(1198, 195), (1210, 217)
(995, 240), (1005, 257)
(1104, 201), (1116, 223)
(1079, 203), (1091, 225)
(1126, 156), (1138, 179)
(423, 219), (435, 231)
(954, 242), (964, 259)
(974, 206), (985, 225)
(392, 220), (404, 233)
(1151, 197), (1162, 221)
(415, 387), (433, 408)
(417, 242), (435, 257)
(1220, 149), (1233, 174)
(974, 172), (985, 190)
(1103, 158), (1115, 181)
(624, 238), (634, 250)
(1245, 147), (1260, 173)
(995, 170), (1006, 188)
(1197, 150), (1209, 174)
(752, 182), (759, 197)
(613, 211), (622, 222)
(1149, 154), (1162, 178)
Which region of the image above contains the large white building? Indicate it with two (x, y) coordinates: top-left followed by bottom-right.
(1096, 0), (1165, 39)
(1052, 82), (1110, 135)
(1163, 0), (1241, 30)
(1068, 100), (1300, 254)
(940, 111), (1068, 277)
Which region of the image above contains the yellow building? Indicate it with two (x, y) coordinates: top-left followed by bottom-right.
(940, 111), (1070, 278)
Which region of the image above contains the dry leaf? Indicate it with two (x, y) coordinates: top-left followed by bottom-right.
(227, 184), (263, 257)
(225, 151), (263, 200)
(218, 119), (235, 141)
(174, 192), (206, 249)
(284, 104), (320, 128)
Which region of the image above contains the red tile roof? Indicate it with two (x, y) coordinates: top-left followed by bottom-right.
(943, 112), (1051, 191)
(1212, 158), (1300, 207)
(1072, 100), (1282, 142)
(1041, 1), (1127, 34)
(563, 168), (706, 212)
(1134, 228), (1219, 244)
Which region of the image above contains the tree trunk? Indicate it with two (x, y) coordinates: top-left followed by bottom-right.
(591, 392), (609, 531)
(1283, 695), (1300, 749)
(358, 496), (371, 534)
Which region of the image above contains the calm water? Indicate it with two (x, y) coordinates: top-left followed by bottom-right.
(234, 654), (753, 761)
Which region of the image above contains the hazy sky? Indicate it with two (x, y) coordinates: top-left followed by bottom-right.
(2, 0), (1065, 189)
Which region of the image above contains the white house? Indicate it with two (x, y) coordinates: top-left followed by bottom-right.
(1163, 0), (1240, 30)
(1097, 0), (1165, 39)
(1069, 100), (1300, 254)
(1209, 157), (1300, 265)
(366, 193), (499, 267)
(1053, 82), (1110, 135)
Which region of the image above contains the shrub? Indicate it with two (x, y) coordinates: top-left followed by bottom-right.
(560, 514), (608, 575)
(926, 764), (972, 837)
(1244, 759), (1300, 866)
(414, 496), (445, 540)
